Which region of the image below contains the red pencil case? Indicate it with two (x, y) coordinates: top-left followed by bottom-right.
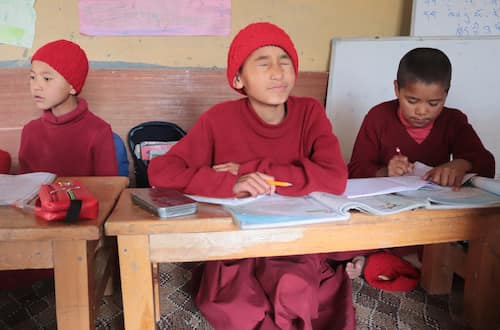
(35, 179), (99, 222)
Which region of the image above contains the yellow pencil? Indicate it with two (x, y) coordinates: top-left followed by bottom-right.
(267, 180), (293, 187)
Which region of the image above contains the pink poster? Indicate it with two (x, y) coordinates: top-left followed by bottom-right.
(78, 0), (230, 36)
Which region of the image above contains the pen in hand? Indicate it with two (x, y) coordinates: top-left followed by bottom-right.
(267, 180), (293, 187)
(393, 146), (414, 175)
(234, 180), (292, 198)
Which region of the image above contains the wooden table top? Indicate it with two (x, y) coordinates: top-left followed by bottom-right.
(0, 176), (128, 241)
(106, 189), (500, 248)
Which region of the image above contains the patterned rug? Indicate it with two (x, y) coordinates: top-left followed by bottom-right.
(0, 262), (474, 330)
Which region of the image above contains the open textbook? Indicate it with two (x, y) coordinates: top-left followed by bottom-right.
(185, 171), (500, 229)
(226, 192), (429, 229)
(343, 161), (480, 199)
(344, 162), (477, 199)
(228, 179), (500, 229)
(397, 176), (500, 209)
(189, 174), (431, 204)
(0, 172), (56, 205)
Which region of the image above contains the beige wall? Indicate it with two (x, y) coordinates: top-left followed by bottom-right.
(0, 0), (412, 71)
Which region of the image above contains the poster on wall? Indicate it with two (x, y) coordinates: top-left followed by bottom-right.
(0, 0), (36, 48)
(78, 0), (231, 36)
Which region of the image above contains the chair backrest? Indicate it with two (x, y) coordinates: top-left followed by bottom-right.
(127, 121), (186, 187)
(113, 132), (130, 177)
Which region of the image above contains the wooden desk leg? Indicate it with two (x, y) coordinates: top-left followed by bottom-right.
(421, 243), (454, 294)
(118, 235), (155, 330)
(152, 262), (161, 322)
(53, 239), (97, 330)
(464, 235), (500, 329)
(94, 237), (118, 299)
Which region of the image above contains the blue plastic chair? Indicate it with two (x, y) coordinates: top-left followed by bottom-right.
(113, 132), (129, 177)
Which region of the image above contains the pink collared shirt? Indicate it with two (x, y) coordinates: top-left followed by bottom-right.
(398, 108), (434, 144)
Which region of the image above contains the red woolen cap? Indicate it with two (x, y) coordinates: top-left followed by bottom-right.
(31, 39), (89, 93)
(227, 22), (299, 94)
(364, 251), (420, 292)
(0, 149), (11, 174)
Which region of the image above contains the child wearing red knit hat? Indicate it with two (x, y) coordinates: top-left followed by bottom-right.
(2, 40), (118, 291)
(149, 22), (361, 330)
(18, 39), (118, 176)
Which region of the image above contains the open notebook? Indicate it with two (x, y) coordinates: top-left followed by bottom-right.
(226, 179), (500, 229)
(0, 172), (56, 205)
(398, 176), (500, 209)
(226, 192), (428, 229)
(344, 175), (428, 198)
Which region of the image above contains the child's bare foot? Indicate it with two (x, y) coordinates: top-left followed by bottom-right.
(345, 256), (366, 279)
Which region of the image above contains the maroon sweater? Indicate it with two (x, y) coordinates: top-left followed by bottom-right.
(18, 98), (118, 176)
(0, 149), (10, 174)
(148, 96), (347, 197)
(348, 99), (495, 178)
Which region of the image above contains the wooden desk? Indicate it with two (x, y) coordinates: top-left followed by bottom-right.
(0, 176), (128, 329)
(106, 189), (500, 330)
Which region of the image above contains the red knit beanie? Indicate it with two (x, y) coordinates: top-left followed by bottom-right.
(0, 149), (11, 174)
(31, 39), (89, 93)
(227, 22), (299, 94)
(364, 251), (420, 291)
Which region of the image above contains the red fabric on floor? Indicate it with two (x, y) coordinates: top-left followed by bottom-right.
(364, 252), (420, 292)
(193, 253), (357, 330)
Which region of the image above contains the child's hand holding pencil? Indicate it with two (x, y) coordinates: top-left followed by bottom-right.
(267, 180), (292, 187)
(232, 172), (292, 198)
(387, 147), (414, 176)
(213, 162), (292, 197)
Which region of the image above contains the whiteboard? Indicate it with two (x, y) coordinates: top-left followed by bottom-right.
(325, 36), (500, 178)
(411, 0), (500, 36)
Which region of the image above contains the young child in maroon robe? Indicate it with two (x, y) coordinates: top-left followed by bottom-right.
(2, 40), (118, 290)
(349, 47), (494, 182)
(18, 39), (118, 176)
(348, 47), (494, 289)
(148, 22), (362, 330)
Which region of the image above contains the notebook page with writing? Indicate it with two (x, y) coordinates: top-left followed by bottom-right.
(310, 192), (428, 216)
(226, 194), (348, 229)
(398, 185), (500, 209)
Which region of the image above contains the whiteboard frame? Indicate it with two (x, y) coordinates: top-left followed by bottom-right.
(410, 0), (418, 36)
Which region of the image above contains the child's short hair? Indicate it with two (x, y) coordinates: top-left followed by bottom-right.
(397, 47), (452, 93)
(227, 22), (298, 94)
(31, 39), (89, 93)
